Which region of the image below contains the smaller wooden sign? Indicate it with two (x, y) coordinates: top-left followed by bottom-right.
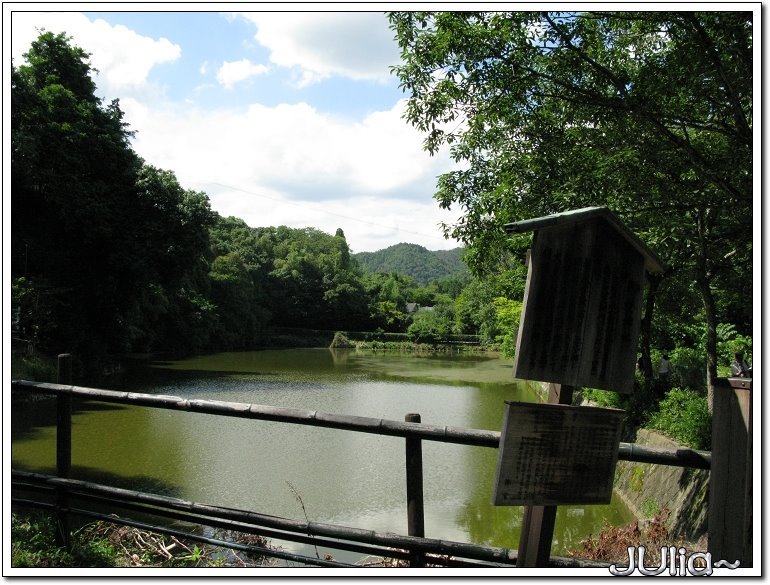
(493, 401), (624, 506)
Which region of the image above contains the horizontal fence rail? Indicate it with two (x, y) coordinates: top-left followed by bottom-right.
(11, 376), (714, 569)
(12, 380), (711, 469)
(12, 470), (521, 568)
(12, 470), (611, 569)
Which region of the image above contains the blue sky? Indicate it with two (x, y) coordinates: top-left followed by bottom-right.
(8, 8), (460, 252)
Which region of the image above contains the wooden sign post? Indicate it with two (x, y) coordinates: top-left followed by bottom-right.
(495, 394), (625, 566)
(497, 208), (666, 567)
(494, 399), (625, 506)
(515, 383), (574, 567)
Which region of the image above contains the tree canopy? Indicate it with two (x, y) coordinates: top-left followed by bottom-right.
(389, 10), (754, 394)
(13, 31), (144, 356)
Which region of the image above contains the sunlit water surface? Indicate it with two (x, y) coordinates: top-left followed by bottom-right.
(12, 349), (633, 563)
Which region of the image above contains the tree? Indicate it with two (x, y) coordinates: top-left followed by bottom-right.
(12, 32), (218, 362)
(453, 269), (526, 341)
(121, 165), (216, 351)
(492, 297), (523, 358)
(12, 31), (143, 360)
(205, 214), (274, 348)
(265, 226), (369, 331)
(390, 11), (753, 403)
(407, 307), (453, 344)
(322, 229), (369, 330)
(363, 272), (416, 331)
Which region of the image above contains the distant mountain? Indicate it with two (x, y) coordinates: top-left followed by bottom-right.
(353, 243), (468, 285)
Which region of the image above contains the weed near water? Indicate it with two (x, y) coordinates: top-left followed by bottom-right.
(10, 510), (275, 569)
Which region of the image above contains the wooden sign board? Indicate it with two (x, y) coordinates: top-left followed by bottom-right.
(512, 216), (646, 393)
(492, 401), (624, 506)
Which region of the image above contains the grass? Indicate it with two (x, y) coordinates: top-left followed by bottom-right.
(10, 510), (275, 569)
(11, 511), (120, 568)
(10, 510), (447, 569)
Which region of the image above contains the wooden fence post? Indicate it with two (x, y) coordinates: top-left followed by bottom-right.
(516, 383), (574, 568)
(55, 353), (73, 550)
(405, 413), (425, 567)
(708, 377), (752, 566)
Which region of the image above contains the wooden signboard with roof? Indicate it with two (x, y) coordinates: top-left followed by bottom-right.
(506, 207), (665, 394)
(493, 207), (666, 567)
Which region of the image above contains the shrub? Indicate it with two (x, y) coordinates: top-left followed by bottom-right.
(569, 510), (671, 564)
(582, 379), (659, 440)
(11, 511), (272, 568)
(11, 352), (57, 382)
(407, 308), (452, 344)
(329, 331), (354, 348)
(647, 388), (711, 450)
(667, 346), (706, 390)
(641, 497), (661, 518)
(582, 388), (623, 409)
(11, 511), (118, 567)
(716, 323), (752, 377)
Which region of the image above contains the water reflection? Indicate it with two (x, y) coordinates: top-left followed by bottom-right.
(12, 349), (633, 557)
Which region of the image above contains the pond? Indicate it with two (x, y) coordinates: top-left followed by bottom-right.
(11, 348), (634, 564)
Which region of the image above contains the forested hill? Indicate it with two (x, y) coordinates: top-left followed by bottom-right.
(354, 243), (468, 285)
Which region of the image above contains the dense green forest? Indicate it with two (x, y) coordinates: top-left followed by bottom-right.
(12, 15), (753, 414)
(354, 243), (468, 285)
(9, 31), (516, 378)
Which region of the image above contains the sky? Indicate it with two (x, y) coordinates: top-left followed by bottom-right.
(7, 6), (463, 253)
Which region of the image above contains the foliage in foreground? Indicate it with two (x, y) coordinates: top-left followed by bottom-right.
(647, 388), (712, 450)
(581, 372), (712, 450)
(567, 509), (708, 565)
(389, 10), (752, 395)
(11, 511), (272, 569)
(12, 512), (117, 568)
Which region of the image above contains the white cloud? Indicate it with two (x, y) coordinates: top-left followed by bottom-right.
(239, 12), (400, 87)
(123, 98), (451, 201)
(216, 58), (269, 88)
(121, 96), (459, 250)
(11, 12), (180, 98)
(10, 11), (461, 252)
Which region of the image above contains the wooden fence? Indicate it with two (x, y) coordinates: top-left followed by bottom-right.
(11, 358), (716, 569)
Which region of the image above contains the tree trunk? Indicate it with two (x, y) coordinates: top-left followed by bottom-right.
(696, 271), (719, 413)
(695, 210), (719, 412)
(639, 272), (663, 382)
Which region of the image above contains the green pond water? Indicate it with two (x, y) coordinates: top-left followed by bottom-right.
(12, 348), (633, 563)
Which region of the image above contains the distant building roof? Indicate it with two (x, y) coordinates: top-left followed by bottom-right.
(504, 206), (666, 274)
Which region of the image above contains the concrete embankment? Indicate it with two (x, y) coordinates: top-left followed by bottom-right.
(613, 428), (709, 542)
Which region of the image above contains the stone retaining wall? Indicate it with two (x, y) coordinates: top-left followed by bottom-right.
(613, 428), (709, 541)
